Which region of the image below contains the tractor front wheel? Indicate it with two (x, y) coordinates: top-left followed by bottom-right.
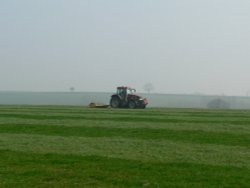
(141, 105), (146, 109)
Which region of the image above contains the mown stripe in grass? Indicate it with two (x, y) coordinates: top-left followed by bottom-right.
(1, 105), (250, 120)
(1, 113), (250, 125)
(2, 118), (250, 135)
(0, 149), (249, 188)
(0, 134), (250, 168)
(0, 124), (249, 147)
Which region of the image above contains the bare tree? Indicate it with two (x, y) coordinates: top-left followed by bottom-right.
(246, 90), (250, 96)
(143, 83), (154, 93)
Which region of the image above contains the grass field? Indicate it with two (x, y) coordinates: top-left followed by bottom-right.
(0, 105), (250, 187)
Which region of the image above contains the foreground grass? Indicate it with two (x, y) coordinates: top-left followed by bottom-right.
(1, 150), (249, 188)
(0, 105), (250, 187)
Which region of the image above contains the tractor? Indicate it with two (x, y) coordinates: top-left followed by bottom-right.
(110, 86), (148, 109)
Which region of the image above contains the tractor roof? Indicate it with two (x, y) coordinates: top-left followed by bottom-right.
(117, 86), (134, 90)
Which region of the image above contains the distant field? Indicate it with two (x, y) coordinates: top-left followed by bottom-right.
(0, 105), (250, 187)
(2, 91), (250, 108)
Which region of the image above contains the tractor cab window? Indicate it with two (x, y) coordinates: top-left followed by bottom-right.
(117, 88), (136, 95)
(127, 88), (136, 94)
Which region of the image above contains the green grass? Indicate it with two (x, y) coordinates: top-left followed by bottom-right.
(0, 105), (250, 187)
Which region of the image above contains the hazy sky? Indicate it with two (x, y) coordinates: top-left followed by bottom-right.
(1, 0), (250, 95)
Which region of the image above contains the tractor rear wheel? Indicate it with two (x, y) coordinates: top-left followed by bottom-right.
(128, 100), (136, 109)
(110, 97), (120, 108)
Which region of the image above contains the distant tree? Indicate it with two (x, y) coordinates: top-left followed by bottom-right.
(69, 87), (75, 92)
(246, 90), (250, 96)
(207, 98), (230, 109)
(143, 83), (154, 93)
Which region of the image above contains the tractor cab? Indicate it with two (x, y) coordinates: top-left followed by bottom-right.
(116, 87), (136, 96)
